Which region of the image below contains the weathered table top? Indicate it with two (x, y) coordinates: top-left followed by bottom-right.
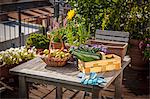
(10, 56), (131, 89)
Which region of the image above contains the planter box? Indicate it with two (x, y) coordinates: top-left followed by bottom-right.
(87, 39), (128, 59)
(78, 54), (121, 73)
(0, 64), (16, 79)
(0, 61), (26, 79)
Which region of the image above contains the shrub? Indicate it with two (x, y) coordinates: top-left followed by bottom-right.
(68, 0), (149, 39)
(26, 33), (50, 49)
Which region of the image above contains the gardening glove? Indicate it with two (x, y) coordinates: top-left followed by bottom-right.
(77, 72), (106, 85)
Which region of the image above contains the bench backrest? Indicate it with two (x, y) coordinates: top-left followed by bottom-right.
(95, 30), (129, 43)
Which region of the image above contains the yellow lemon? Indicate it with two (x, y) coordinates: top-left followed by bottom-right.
(67, 9), (75, 20)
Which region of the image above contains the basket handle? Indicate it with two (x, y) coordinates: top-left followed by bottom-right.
(48, 35), (53, 50)
(59, 37), (65, 51)
(48, 32), (65, 51)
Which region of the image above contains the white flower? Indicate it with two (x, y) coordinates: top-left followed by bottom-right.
(21, 46), (25, 49)
(24, 52), (28, 56)
(19, 58), (22, 62)
(9, 48), (15, 51)
(28, 49), (33, 53)
(0, 56), (2, 60)
(137, 13), (142, 18)
(0, 51), (5, 54)
(128, 15), (132, 18)
(10, 56), (13, 59)
(120, 24), (124, 27)
(0, 47), (36, 65)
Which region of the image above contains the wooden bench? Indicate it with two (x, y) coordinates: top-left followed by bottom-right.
(95, 30), (129, 43)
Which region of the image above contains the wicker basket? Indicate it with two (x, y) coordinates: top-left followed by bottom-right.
(44, 56), (68, 67)
(44, 34), (71, 67)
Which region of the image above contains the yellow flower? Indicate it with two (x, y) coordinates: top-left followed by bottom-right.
(67, 9), (75, 20)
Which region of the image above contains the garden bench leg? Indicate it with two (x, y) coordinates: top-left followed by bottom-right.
(19, 76), (28, 99)
(114, 72), (123, 99)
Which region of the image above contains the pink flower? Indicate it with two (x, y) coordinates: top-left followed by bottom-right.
(139, 41), (144, 49)
(146, 44), (150, 47)
(52, 19), (60, 30)
(63, 18), (67, 27)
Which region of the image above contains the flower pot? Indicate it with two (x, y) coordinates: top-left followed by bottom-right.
(36, 48), (45, 55)
(51, 42), (62, 49)
(129, 39), (148, 70)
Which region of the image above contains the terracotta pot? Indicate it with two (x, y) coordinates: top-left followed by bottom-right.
(129, 39), (148, 70)
(36, 48), (44, 55)
(51, 42), (62, 49)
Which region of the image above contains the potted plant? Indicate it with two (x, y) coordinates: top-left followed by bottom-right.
(125, 1), (150, 70)
(64, 9), (90, 47)
(47, 9), (90, 49)
(0, 47), (36, 79)
(47, 27), (66, 50)
(26, 33), (50, 54)
(129, 30), (150, 70)
(47, 17), (67, 50)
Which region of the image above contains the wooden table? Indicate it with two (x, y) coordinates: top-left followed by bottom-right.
(10, 57), (131, 99)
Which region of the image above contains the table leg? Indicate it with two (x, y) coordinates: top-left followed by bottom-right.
(92, 86), (101, 99)
(19, 76), (28, 99)
(114, 72), (123, 99)
(56, 86), (62, 99)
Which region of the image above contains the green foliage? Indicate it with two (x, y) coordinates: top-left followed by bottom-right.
(53, 37), (60, 42)
(48, 27), (66, 43)
(49, 31), (61, 42)
(26, 33), (50, 49)
(144, 47), (150, 58)
(140, 28), (150, 59)
(68, 0), (150, 39)
(68, 0), (103, 36)
(65, 14), (90, 46)
(68, 0), (150, 58)
(106, 0), (150, 40)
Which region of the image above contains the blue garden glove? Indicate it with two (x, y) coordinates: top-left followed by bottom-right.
(77, 72), (106, 85)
